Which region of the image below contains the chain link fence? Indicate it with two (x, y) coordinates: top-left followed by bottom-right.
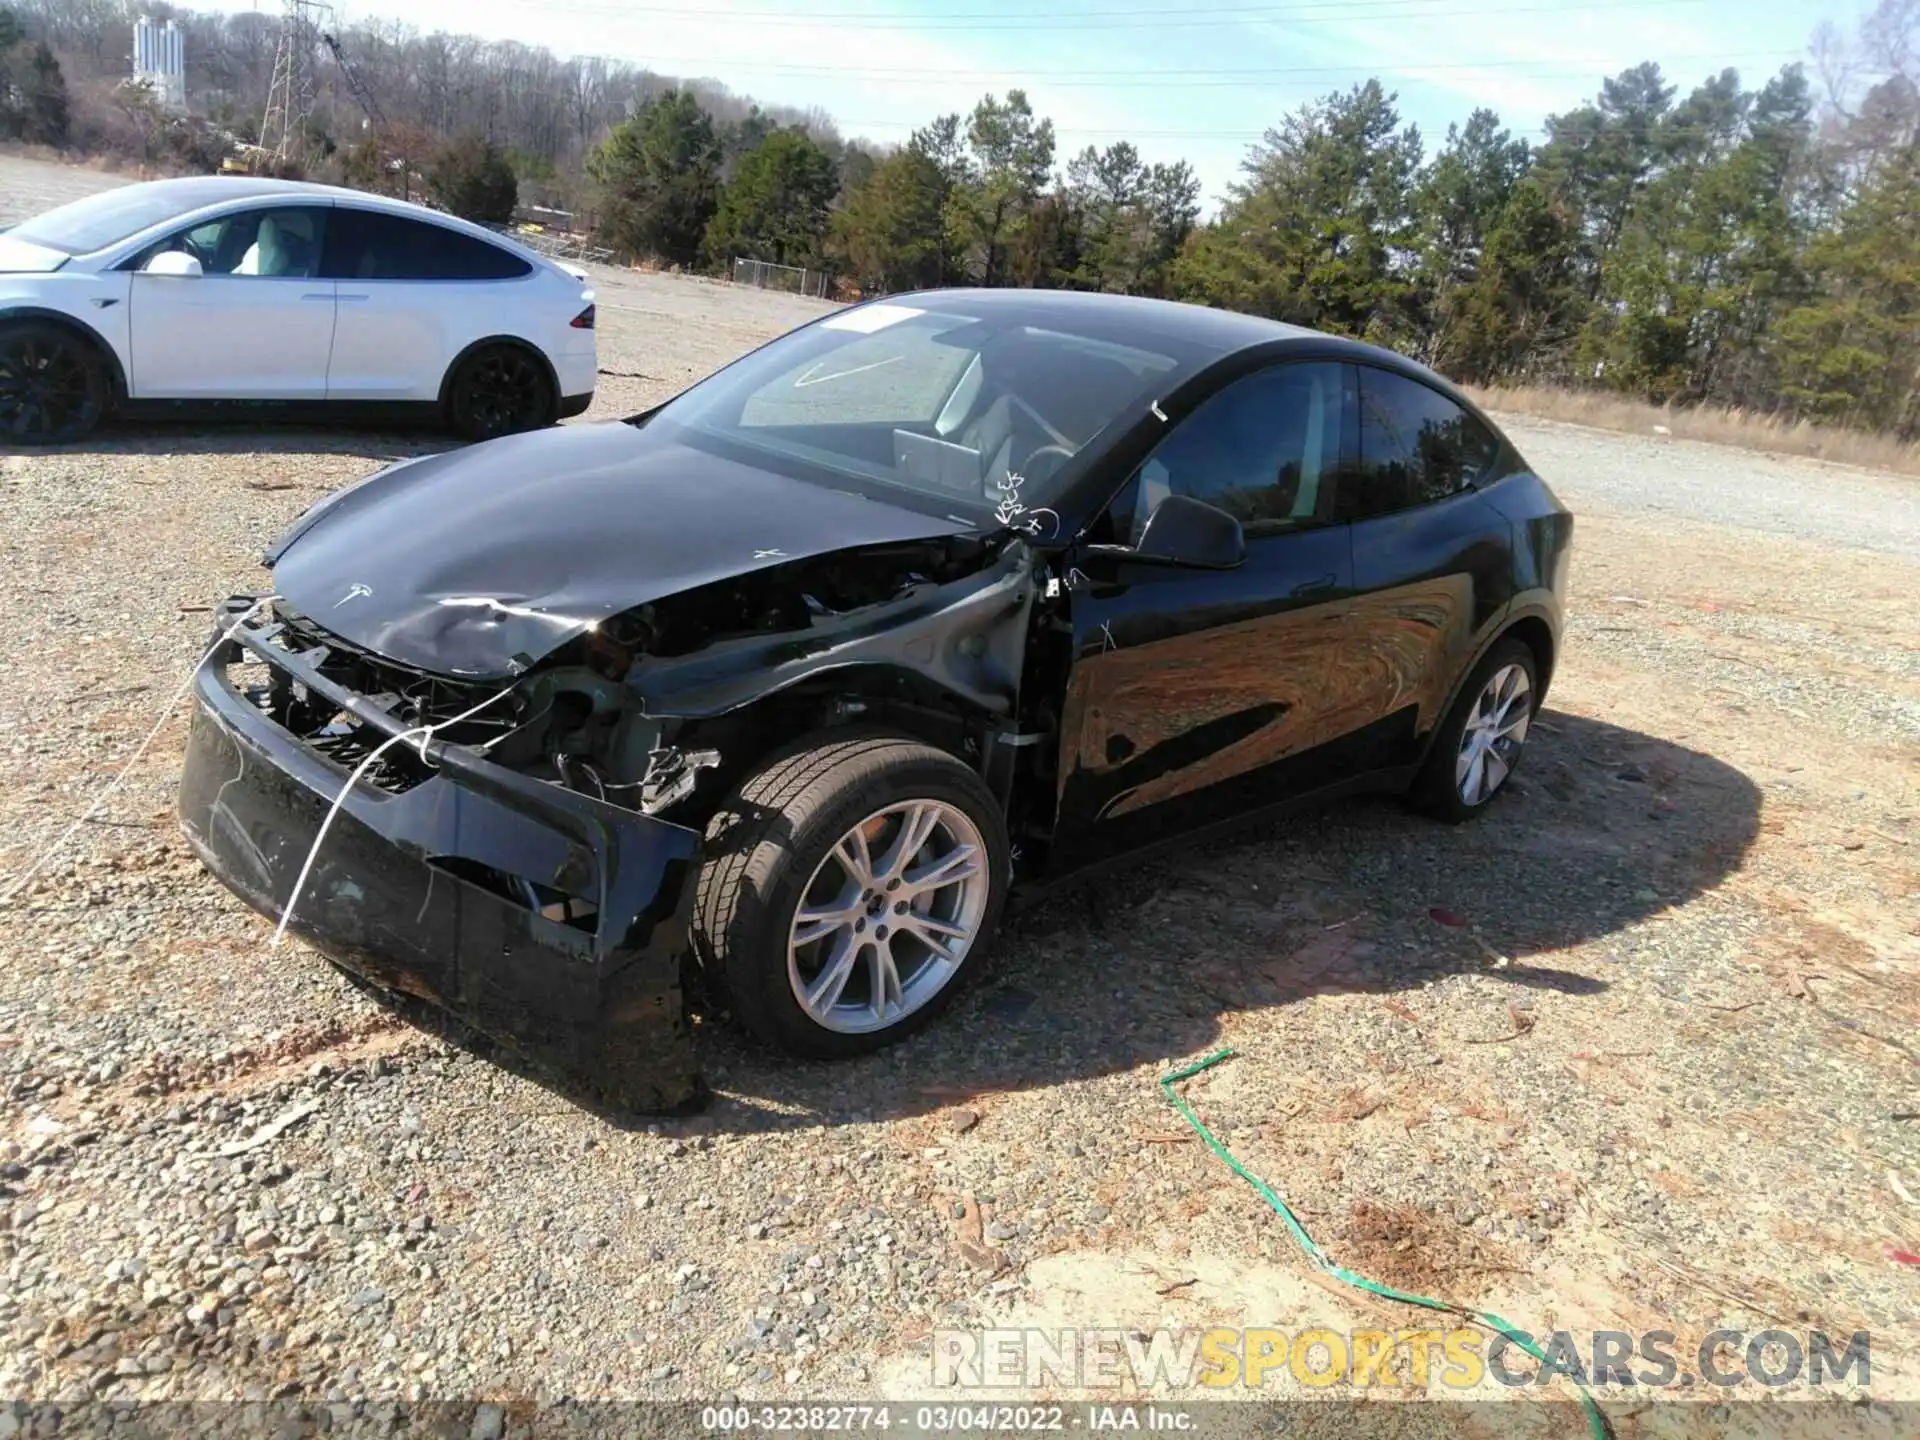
(480, 221), (613, 267)
(732, 257), (830, 299)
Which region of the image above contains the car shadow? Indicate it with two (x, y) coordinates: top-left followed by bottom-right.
(354, 708), (1762, 1129)
(0, 421), (456, 463)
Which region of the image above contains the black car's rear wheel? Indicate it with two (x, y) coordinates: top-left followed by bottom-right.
(445, 344), (554, 442)
(1412, 637), (1538, 822)
(0, 323), (108, 445)
(693, 731), (1010, 1059)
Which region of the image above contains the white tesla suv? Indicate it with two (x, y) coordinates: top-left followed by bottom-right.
(0, 177), (597, 444)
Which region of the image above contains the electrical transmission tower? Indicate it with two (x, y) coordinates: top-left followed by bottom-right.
(261, 0), (333, 164)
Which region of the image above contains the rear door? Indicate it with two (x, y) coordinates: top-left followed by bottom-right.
(1315, 364), (1517, 777)
(127, 204), (335, 400)
(321, 208), (536, 401)
(1052, 361), (1357, 868)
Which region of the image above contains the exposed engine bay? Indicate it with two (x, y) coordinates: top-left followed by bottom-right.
(239, 531), (1050, 846)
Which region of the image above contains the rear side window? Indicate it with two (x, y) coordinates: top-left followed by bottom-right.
(322, 209), (532, 281)
(1341, 367), (1500, 521)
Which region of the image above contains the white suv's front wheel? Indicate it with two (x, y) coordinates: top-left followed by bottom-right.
(0, 322), (108, 444)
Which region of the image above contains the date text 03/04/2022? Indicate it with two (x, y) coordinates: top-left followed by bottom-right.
(698, 1405), (1193, 1432)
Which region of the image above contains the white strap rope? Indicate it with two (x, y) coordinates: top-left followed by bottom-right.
(269, 682), (517, 949)
(1, 595), (280, 906)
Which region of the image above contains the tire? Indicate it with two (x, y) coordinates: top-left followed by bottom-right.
(1411, 637), (1539, 823)
(693, 730), (1010, 1060)
(0, 322), (109, 445)
(444, 344), (555, 442)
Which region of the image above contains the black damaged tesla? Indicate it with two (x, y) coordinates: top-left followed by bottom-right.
(179, 289), (1571, 1109)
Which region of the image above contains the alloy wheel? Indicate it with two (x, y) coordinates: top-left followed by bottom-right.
(461, 350), (545, 437)
(787, 800), (990, 1034)
(1455, 662), (1532, 806)
(0, 333), (98, 442)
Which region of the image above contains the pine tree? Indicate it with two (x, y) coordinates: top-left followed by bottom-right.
(704, 129), (838, 269)
(1173, 81), (1422, 340)
(588, 88), (722, 268)
(830, 146), (951, 295)
(948, 91), (1055, 287)
(426, 132), (518, 225)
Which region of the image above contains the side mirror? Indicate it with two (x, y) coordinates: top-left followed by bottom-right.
(1132, 493), (1246, 569)
(143, 250), (203, 277)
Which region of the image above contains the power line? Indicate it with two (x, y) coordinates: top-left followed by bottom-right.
(527, 0), (1714, 31)
(539, 0), (1645, 14)
(603, 50), (1803, 89)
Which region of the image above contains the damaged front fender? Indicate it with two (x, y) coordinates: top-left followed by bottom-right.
(624, 541), (1037, 720)
(178, 611), (706, 1113)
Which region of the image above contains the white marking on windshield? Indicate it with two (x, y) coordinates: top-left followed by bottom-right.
(993, 470), (1027, 527)
(991, 469), (1061, 541)
(792, 354), (904, 389)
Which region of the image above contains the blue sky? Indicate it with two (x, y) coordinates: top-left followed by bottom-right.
(259, 0), (1841, 202)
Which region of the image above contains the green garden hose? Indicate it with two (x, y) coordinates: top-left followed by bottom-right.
(1160, 1048), (1611, 1440)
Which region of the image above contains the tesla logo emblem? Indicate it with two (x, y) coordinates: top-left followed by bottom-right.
(753, 548), (787, 560)
(334, 583), (373, 607)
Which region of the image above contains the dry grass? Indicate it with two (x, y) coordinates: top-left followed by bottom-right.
(1463, 383), (1920, 478)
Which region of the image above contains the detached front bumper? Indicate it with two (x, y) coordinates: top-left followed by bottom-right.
(177, 600), (705, 1112)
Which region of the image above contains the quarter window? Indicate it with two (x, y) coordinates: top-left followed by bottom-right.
(1119, 362), (1348, 542)
(1342, 367), (1500, 520)
(322, 210), (533, 281)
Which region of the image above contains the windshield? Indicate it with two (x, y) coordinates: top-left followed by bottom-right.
(9, 186), (201, 256)
(645, 301), (1187, 526)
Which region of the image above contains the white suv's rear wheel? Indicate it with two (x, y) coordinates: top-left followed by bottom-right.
(445, 344), (554, 442)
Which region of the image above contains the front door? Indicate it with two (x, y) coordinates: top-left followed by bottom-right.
(1051, 361), (1358, 869)
(128, 204), (336, 400)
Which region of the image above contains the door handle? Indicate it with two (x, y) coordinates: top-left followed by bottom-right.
(337, 293), (370, 302)
(301, 292), (333, 301)
(1291, 573), (1338, 598)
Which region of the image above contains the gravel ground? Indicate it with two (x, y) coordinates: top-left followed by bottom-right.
(2, 154), (1917, 1432)
(1497, 414), (1920, 561)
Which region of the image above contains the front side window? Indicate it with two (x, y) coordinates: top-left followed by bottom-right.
(137, 206), (328, 277)
(322, 210), (532, 281)
(650, 303), (1185, 520)
(1341, 367), (1498, 520)
(1113, 362), (1348, 544)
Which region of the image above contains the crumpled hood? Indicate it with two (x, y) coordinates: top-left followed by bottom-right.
(268, 421), (973, 679)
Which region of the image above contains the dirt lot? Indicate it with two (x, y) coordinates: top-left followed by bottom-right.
(1, 155), (1917, 1431)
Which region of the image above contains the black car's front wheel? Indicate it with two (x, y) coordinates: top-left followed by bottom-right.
(1412, 637), (1538, 822)
(693, 731), (1010, 1059)
(444, 344), (555, 442)
(0, 322), (108, 445)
